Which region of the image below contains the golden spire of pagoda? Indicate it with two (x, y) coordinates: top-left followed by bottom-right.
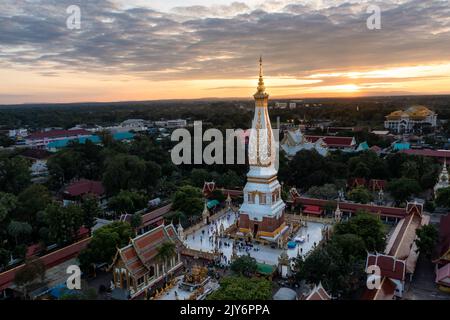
(255, 56), (266, 95)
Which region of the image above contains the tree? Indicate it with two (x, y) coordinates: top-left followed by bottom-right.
(0, 248), (10, 269)
(207, 276), (272, 300)
(155, 241), (176, 271)
(81, 194), (103, 231)
(307, 184), (338, 200)
(189, 169), (212, 188)
(14, 258), (46, 298)
(102, 154), (146, 195)
(108, 190), (147, 216)
(286, 150), (330, 189)
(210, 189), (226, 203)
(347, 186), (372, 204)
(102, 154), (160, 195)
(0, 192), (17, 223)
(0, 155), (31, 194)
(334, 211), (386, 252)
(78, 221), (134, 270)
(216, 170), (242, 189)
(387, 178), (420, 205)
(172, 185), (204, 219)
(45, 203), (83, 245)
(230, 255), (257, 277)
(415, 225), (439, 259)
(436, 187), (450, 208)
(8, 221), (32, 245)
(16, 184), (52, 223)
(130, 213), (143, 230)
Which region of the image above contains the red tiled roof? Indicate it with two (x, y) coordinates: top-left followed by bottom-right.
(362, 277), (396, 300)
(64, 179), (105, 197)
(293, 196), (407, 218)
(0, 238), (91, 291)
(369, 179), (387, 190)
(141, 204), (172, 227)
(348, 178), (367, 187)
(28, 129), (90, 140)
(436, 214), (450, 262)
(305, 135), (355, 147)
(113, 224), (183, 279)
(400, 149), (450, 160)
(202, 182), (243, 198)
(305, 283), (331, 300)
(367, 253), (406, 281)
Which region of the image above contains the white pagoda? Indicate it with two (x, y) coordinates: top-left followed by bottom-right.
(434, 160), (449, 197)
(238, 57), (288, 244)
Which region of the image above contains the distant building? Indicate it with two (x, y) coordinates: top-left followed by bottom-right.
(274, 102), (288, 109)
(25, 129), (91, 148)
(154, 119), (187, 128)
(280, 128), (357, 158)
(289, 102), (297, 109)
(280, 129), (328, 157)
(384, 105), (437, 134)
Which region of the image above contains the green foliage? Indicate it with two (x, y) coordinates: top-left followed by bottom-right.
(189, 169), (212, 188)
(7, 220), (32, 244)
(0, 192), (17, 223)
(78, 221), (134, 269)
(81, 194), (103, 230)
(415, 224), (439, 259)
(307, 184), (338, 200)
(0, 155), (31, 194)
(208, 276), (272, 300)
(347, 186), (372, 204)
(387, 177), (421, 205)
(14, 258), (46, 297)
(102, 154), (161, 195)
(47, 141), (105, 189)
(155, 241), (176, 264)
(16, 184), (52, 223)
(172, 185), (204, 218)
(44, 203), (84, 245)
(0, 248), (10, 268)
(334, 211), (386, 252)
(130, 213), (143, 230)
(436, 187), (450, 208)
(108, 190), (147, 215)
(210, 189), (226, 203)
(230, 255), (258, 277)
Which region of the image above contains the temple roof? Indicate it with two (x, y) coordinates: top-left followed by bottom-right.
(111, 224), (183, 279)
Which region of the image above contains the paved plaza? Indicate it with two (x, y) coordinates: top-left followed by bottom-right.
(183, 210), (327, 266)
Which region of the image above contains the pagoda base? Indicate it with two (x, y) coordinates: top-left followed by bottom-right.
(238, 213), (287, 244)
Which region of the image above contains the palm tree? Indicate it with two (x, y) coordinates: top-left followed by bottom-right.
(155, 241), (177, 272)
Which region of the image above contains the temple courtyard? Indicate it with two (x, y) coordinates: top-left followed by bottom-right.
(183, 209), (327, 266)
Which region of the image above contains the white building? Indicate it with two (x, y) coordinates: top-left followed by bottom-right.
(384, 106), (437, 134)
(153, 119), (187, 128)
(280, 128), (329, 157)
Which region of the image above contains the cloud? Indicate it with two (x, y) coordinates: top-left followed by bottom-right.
(0, 0), (449, 101)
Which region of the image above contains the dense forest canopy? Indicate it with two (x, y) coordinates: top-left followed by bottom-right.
(1, 95), (449, 130)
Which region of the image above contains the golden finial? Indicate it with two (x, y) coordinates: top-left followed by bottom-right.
(256, 56), (266, 95)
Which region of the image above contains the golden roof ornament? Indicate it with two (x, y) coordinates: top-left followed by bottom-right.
(254, 56), (268, 98)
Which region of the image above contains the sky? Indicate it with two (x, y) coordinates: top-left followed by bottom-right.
(1, 0), (450, 104)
